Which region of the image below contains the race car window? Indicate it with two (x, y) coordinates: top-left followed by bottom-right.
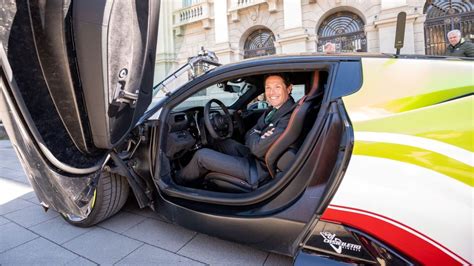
(292, 84), (305, 102)
(174, 80), (252, 111)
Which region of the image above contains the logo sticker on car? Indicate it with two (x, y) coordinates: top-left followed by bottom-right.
(320, 231), (362, 254)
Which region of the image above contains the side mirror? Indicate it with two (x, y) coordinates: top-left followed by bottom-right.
(224, 84), (241, 93)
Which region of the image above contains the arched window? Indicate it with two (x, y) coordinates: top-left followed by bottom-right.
(243, 29), (276, 59)
(424, 0), (474, 55)
(317, 11), (367, 53)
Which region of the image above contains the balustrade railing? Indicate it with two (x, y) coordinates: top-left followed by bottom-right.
(174, 1), (211, 27)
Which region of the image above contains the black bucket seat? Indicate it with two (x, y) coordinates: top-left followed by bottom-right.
(205, 71), (325, 193)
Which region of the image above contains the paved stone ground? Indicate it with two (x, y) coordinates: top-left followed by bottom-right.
(0, 140), (293, 265)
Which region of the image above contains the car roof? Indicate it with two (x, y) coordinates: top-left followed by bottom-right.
(233, 52), (474, 63)
(209, 52), (472, 74)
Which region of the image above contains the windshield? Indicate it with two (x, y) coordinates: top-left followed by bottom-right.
(149, 68), (191, 109)
(146, 50), (221, 114)
(174, 80), (252, 111)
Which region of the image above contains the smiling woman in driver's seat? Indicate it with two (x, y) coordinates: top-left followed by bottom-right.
(176, 73), (295, 188)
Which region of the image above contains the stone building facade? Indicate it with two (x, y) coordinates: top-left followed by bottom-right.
(153, 0), (473, 81)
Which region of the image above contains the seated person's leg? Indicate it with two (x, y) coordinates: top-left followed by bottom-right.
(212, 139), (250, 157)
(178, 148), (250, 183)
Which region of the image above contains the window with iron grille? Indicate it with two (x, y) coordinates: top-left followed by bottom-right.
(424, 0), (474, 55)
(317, 11), (367, 53)
(243, 29), (276, 59)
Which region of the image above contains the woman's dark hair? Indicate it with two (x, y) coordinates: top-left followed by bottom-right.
(263, 73), (291, 87)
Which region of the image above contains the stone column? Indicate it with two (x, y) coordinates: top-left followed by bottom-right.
(381, 0), (407, 10)
(278, 0), (308, 54)
(213, 0), (233, 64)
(214, 0), (229, 43)
(284, 0), (302, 29)
(374, 0), (418, 54)
(413, 12), (426, 55)
(154, 0), (178, 84)
(365, 25), (379, 53)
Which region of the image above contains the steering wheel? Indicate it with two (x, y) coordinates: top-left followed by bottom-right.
(203, 99), (234, 140)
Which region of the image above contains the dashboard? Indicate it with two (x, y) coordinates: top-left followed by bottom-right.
(165, 109), (202, 159)
(165, 107), (240, 159)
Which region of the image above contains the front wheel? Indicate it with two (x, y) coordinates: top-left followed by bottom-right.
(62, 171), (129, 227)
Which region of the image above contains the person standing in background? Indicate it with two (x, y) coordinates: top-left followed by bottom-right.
(445, 29), (474, 57)
(324, 42), (336, 54)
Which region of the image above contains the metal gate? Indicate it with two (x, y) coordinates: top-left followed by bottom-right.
(317, 11), (367, 53)
(424, 0), (474, 55)
(243, 29), (276, 59)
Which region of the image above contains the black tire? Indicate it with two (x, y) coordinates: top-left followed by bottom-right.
(62, 171), (129, 227)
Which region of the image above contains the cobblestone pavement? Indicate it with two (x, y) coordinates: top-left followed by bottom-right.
(0, 140), (293, 265)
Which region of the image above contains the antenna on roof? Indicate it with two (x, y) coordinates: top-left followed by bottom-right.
(394, 12), (407, 57)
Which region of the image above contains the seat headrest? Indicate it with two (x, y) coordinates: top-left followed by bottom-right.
(298, 71), (321, 105)
(308, 70), (320, 97)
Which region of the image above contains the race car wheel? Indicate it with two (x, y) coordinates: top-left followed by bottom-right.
(62, 171), (129, 228)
